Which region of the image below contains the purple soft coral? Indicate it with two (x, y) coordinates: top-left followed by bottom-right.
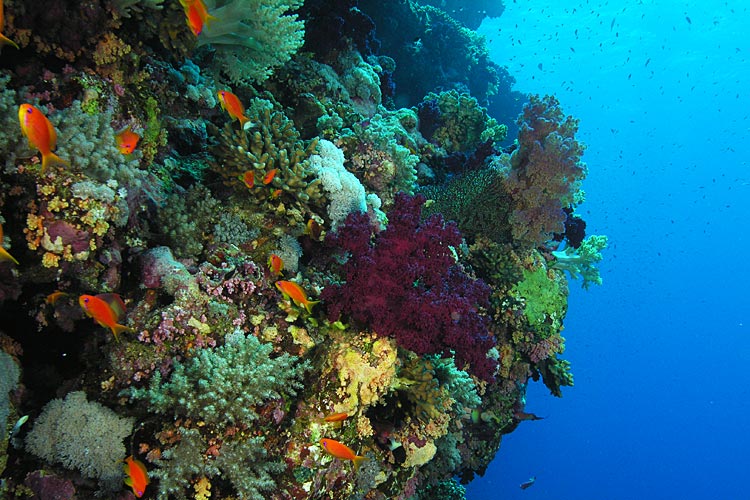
(322, 193), (497, 380)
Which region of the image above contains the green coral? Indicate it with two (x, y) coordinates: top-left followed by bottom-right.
(420, 165), (512, 243)
(423, 90), (507, 153)
(210, 98), (324, 224)
(199, 0), (305, 85)
(157, 184), (220, 260)
(151, 428), (283, 500)
(412, 478), (466, 500)
(532, 355), (574, 398)
(126, 332), (310, 426)
(512, 262), (567, 339)
(552, 234), (608, 289)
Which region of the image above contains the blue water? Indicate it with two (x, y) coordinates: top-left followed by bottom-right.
(468, 2), (750, 499)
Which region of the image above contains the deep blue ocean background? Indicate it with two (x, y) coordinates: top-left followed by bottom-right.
(466, 2), (750, 499)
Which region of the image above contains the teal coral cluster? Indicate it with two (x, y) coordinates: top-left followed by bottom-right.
(0, 0), (609, 498)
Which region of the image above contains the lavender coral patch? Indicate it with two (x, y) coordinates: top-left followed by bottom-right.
(322, 193), (497, 380)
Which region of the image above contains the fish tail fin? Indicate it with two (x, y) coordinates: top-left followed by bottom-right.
(0, 34), (19, 50)
(111, 323), (132, 342)
(0, 247), (19, 265)
(240, 115), (254, 130)
(41, 151), (69, 173)
(305, 300), (320, 314)
(352, 455), (368, 471)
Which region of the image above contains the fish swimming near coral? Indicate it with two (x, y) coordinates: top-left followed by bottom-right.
(18, 104), (69, 173)
(262, 168), (278, 185)
(242, 170), (255, 189)
(319, 438), (367, 469)
(181, 0), (216, 36)
(115, 125), (140, 155)
(0, 0), (19, 50)
(0, 222), (19, 265)
(45, 290), (69, 305)
(275, 280), (319, 314)
(217, 90), (251, 129)
(268, 253), (284, 276)
(123, 455), (149, 498)
(323, 412), (349, 422)
(79, 293), (131, 341)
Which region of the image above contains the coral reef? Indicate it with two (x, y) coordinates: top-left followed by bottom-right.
(0, 0), (608, 498)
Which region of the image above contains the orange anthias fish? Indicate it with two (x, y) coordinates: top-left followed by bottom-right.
(18, 104), (68, 173)
(323, 412), (349, 422)
(181, 0), (216, 36)
(115, 126), (140, 155)
(262, 168), (278, 185)
(45, 290), (69, 305)
(0, 0), (19, 50)
(319, 438), (367, 469)
(217, 90), (251, 129)
(275, 280), (319, 314)
(268, 254), (284, 276)
(0, 222), (19, 265)
(242, 170), (255, 189)
(79, 293), (131, 341)
(123, 455), (149, 498)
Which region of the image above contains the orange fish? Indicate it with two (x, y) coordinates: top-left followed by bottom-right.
(0, 222), (19, 265)
(79, 293), (131, 341)
(323, 412), (349, 422)
(262, 168), (278, 185)
(45, 290), (68, 305)
(18, 104), (68, 173)
(270, 188), (282, 199)
(217, 90), (251, 129)
(242, 171), (255, 189)
(268, 254), (284, 276)
(275, 280), (319, 314)
(0, 0), (18, 50)
(123, 455), (149, 498)
(115, 126), (140, 155)
(181, 0), (215, 35)
(319, 438), (367, 469)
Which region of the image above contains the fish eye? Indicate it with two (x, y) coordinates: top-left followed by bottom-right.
(26, 108), (33, 114)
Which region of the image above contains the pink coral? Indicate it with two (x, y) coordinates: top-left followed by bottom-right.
(503, 94), (587, 247)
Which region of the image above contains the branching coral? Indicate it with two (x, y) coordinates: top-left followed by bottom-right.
(322, 193), (497, 380)
(126, 331), (310, 425)
(419, 90), (507, 154)
(198, 0), (305, 85)
(552, 234), (608, 289)
(502, 94), (587, 247)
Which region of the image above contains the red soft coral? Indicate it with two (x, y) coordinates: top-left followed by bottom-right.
(322, 193), (497, 380)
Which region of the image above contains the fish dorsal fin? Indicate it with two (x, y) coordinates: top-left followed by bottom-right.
(96, 293), (126, 322)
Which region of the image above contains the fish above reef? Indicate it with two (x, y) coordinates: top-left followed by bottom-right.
(262, 168), (278, 185)
(320, 438), (367, 469)
(0, 222), (19, 265)
(18, 104), (69, 173)
(79, 293), (131, 341)
(275, 280), (319, 313)
(0, 0), (18, 50)
(520, 476), (536, 490)
(217, 89), (252, 129)
(123, 455), (149, 498)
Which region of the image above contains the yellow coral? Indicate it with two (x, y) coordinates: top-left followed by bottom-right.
(194, 476), (211, 500)
(333, 336), (398, 413)
(41, 251), (60, 268)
